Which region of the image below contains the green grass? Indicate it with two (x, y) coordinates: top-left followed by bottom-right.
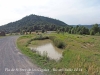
(17, 33), (100, 75)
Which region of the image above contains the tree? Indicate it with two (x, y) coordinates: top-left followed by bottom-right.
(90, 30), (95, 35)
(90, 24), (99, 35)
(42, 29), (45, 33)
(71, 28), (75, 34)
(81, 26), (89, 35)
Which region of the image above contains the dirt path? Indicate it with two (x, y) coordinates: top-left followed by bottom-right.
(0, 36), (44, 75)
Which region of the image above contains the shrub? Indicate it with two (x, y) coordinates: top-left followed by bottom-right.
(49, 36), (66, 49)
(57, 41), (66, 49)
(49, 36), (56, 42)
(34, 34), (49, 40)
(95, 32), (100, 36)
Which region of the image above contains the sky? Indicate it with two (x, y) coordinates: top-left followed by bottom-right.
(0, 0), (100, 26)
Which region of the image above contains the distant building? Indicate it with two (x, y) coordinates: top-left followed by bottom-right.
(0, 31), (5, 36)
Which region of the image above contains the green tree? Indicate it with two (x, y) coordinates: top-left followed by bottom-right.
(90, 30), (95, 35)
(90, 24), (99, 35)
(42, 29), (45, 33)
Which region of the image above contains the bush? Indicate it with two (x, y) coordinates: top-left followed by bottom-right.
(95, 32), (100, 36)
(49, 36), (66, 49)
(57, 41), (66, 49)
(34, 34), (49, 40)
(54, 39), (66, 49)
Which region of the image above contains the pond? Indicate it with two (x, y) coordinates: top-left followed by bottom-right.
(29, 40), (63, 61)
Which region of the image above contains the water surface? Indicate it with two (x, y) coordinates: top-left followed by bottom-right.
(30, 40), (63, 60)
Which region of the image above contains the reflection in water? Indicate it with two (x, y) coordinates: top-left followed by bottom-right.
(30, 43), (62, 60)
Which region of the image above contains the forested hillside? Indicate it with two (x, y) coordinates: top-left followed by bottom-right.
(0, 14), (67, 33)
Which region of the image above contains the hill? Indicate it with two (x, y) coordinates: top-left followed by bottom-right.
(0, 14), (67, 33)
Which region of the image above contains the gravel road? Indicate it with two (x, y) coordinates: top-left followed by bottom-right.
(0, 36), (45, 75)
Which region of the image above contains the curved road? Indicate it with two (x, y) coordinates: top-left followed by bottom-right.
(0, 36), (45, 75)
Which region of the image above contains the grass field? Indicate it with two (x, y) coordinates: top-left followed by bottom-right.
(17, 33), (100, 75)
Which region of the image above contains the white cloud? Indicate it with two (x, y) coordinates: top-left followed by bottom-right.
(0, 0), (100, 26)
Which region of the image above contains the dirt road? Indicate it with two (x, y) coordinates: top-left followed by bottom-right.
(0, 36), (45, 75)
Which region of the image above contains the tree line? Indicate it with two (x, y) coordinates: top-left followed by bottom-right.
(62, 24), (100, 35)
(20, 23), (100, 36)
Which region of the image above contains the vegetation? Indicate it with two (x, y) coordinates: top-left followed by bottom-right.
(33, 34), (49, 40)
(90, 24), (100, 35)
(0, 13), (100, 75)
(49, 36), (66, 49)
(32, 34), (66, 49)
(0, 14), (100, 37)
(17, 33), (100, 75)
(71, 24), (100, 29)
(0, 14), (67, 33)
